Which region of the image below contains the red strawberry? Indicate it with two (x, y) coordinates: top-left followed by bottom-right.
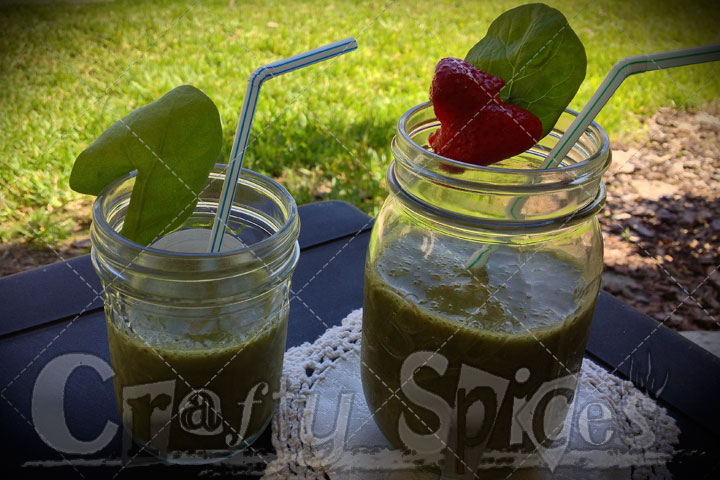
(428, 57), (542, 169)
(430, 57), (505, 128)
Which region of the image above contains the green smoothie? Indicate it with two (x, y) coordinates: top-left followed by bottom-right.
(107, 304), (287, 458)
(361, 230), (597, 455)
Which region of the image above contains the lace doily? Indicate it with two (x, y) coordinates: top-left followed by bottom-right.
(263, 309), (680, 479)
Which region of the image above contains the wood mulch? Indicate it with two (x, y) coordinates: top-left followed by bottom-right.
(600, 104), (720, 331)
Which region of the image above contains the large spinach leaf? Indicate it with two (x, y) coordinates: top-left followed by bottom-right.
(70, 85), (222, 245)
(465, 3), (586, 136)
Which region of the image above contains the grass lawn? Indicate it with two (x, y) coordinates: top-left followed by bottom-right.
(1, 0), (719, 247)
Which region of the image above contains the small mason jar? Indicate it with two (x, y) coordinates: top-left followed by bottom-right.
(361, 103), (610, 474)
(91, 165), (299, 464)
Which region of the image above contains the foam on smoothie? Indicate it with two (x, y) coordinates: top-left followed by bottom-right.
(374, 232), (584, 334)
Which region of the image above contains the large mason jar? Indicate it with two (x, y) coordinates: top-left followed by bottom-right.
(361, 103), (610, 474)
(91, 165), (299, 463)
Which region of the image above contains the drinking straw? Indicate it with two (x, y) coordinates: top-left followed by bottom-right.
(468, 43), (720, 269)
(208, 37), (358, 253)
(544, 44), (720, 169)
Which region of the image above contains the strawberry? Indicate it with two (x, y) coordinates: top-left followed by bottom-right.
(428, 57), (542, 169)
(430, 57), (505, 128)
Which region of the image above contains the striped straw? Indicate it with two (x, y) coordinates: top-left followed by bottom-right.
(543, 44), (720, 169)
(208, 37), (358, 253)
(468, 43), (720, 269)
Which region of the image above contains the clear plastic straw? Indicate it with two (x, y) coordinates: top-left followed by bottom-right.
(468, 43), (720, 269)
(208, 37), (358, 253)
(544, 44), (720, 169)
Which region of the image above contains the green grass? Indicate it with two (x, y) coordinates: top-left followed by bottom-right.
(1, 0), (719, 246)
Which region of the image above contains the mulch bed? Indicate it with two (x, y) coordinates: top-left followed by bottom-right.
(601, 104), (720, 331)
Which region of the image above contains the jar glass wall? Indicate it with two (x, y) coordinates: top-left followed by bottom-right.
(361, 103), (610, 474)
(91, 165), (299, 464)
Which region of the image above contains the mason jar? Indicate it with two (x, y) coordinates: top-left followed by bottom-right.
(361, 103), (610, 475)
(91, 165), (299, 464)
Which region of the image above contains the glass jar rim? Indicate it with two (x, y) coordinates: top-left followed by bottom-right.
(92, 164), (298, 259)
(387, 166), (607, 234)
(390, 103), (611, 231)
(396, 102), (610, 182)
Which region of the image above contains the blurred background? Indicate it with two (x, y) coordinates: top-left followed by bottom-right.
(0, 0), (718, 341)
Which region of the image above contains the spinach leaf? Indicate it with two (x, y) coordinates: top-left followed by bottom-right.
(70, 85), (222, 245)
(465, 3), (586, 136)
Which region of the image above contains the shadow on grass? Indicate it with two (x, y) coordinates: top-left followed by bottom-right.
(239, 114), (397, 213)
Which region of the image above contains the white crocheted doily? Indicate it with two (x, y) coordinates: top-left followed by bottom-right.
(263, 309), (680, 480)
